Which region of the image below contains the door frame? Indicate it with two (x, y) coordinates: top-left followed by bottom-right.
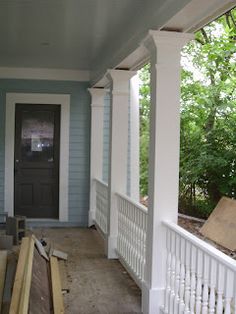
(5, 93), (70, 222)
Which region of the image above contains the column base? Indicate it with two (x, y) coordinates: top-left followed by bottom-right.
(142, 281), (165, 314)
(106, 235), (118, 259)
(88, 210), (95, 227)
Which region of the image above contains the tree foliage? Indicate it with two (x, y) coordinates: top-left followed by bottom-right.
(139, 8), (236, 217)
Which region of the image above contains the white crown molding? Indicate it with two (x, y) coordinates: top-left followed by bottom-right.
(0, 67), (90, 81)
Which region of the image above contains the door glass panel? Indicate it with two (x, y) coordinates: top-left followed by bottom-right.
(21, 110), (55, 162)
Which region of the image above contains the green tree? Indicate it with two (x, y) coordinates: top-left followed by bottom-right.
(180, 9), (236, 217)
(139, 63), (150, 196)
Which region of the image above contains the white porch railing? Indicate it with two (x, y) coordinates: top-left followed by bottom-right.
(94, 179), (108, 235)
(163, 221), (236, 314)
(116, 193), (148, 287)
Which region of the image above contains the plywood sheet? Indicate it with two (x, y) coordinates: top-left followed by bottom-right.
(200, 196), (236, 251)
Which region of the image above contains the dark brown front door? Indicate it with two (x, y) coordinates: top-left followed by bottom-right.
(14, 104), (60, 218)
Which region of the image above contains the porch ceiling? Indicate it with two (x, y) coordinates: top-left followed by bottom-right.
(0, 0), (235, 83)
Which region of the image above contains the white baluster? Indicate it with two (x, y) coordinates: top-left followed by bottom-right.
(209, 258), (217, 314)
(224, 269), (234, 314)
(202, 254), (210, 314)
(216, 264), (224, 314)
(195, 249), (203, 314)
(179, 237), (186, 314)
(170, 231), (176, 314)
(165, 228), (172, 313)
(233, 274), (236, 314)
(174, 235), (181, 314)
(184, 241), (191, 314)
(190, 245), (196, 314)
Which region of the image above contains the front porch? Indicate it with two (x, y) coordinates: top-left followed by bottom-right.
(0, 0), (236, 313)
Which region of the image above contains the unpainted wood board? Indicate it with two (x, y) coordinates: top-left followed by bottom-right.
(33, 236), (49, 261)
(29, 248), (52, 314)
(9, 237), (30, 314)
(18, 236), (35, 314)
(2, 254), (17, 314)
(200, 196), (236, 251)
(50, 256), (64, 314)
(0, 250), (7, 313)
(52, 250), (67, 261)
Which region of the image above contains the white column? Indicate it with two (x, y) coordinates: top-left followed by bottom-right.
(141, 31), (193, 313)
(106, 69), (136, 258)
(88, 88), (107, 227)
(130, 74), (140, 201)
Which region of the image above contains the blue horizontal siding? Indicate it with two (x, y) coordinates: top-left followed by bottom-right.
(0, 79), (90, 226)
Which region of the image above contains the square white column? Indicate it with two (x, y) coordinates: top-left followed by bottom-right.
(141, 31), (193, 313)
(130, 74), (140, 201)
(106, 69), (136, 258)
(88, 88), (107, 227)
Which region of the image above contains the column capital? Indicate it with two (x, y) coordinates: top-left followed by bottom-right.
(142, 30), (194, 65)
(106, 69), (137, 95)
(143, 30), (194, 52)
(88, 88), (107, 108)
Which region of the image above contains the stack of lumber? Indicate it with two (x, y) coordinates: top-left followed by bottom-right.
(0, 235), (67, 314)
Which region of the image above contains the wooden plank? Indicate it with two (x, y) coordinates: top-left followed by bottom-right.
(52, 249), (68, 261)
(2, 254), (17, 314)
(18, 236), (35, 314)
(0, 250), (7, 313)
(9, 237), (29, 314)
(33, 235), (49, 261)
(50, 256), (64, 314)
(29, 248), (52, 314)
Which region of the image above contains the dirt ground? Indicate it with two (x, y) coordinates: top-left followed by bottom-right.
(32, 227), (142, 314)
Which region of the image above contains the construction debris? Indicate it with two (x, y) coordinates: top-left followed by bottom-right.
(6, 216), (26, 245)
(50, 256), (65, 314)
(200, 196), (236, 251)
(52, 249), (68, 261)
(33, 236), (49, 261)
(0, 234), (66, 314)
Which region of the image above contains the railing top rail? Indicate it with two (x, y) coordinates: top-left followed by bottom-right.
(116, 192), (148, 215)
(94, 178), (108, 188)
(163, 220), (236, 272)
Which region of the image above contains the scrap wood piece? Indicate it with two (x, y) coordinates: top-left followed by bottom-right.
(200, 196), (236, 251)
(50, 256), (64, 314)
(0, 250), (7, 313)
(32, 235), (49, 261)
(2, 253), (17, 314)
(29, 248), (52, 314)
(52, 249), (68, 261)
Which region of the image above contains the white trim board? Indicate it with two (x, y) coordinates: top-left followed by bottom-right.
(5, 93), (70, 222)
(0, 67), (90, 81)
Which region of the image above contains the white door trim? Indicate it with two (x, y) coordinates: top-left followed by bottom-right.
(5, 93), (70, 222)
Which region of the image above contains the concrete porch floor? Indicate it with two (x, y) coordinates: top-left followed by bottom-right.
(32, 227), (142, 314)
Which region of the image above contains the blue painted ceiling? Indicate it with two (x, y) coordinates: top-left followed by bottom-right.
(0, 0), (192, 72)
